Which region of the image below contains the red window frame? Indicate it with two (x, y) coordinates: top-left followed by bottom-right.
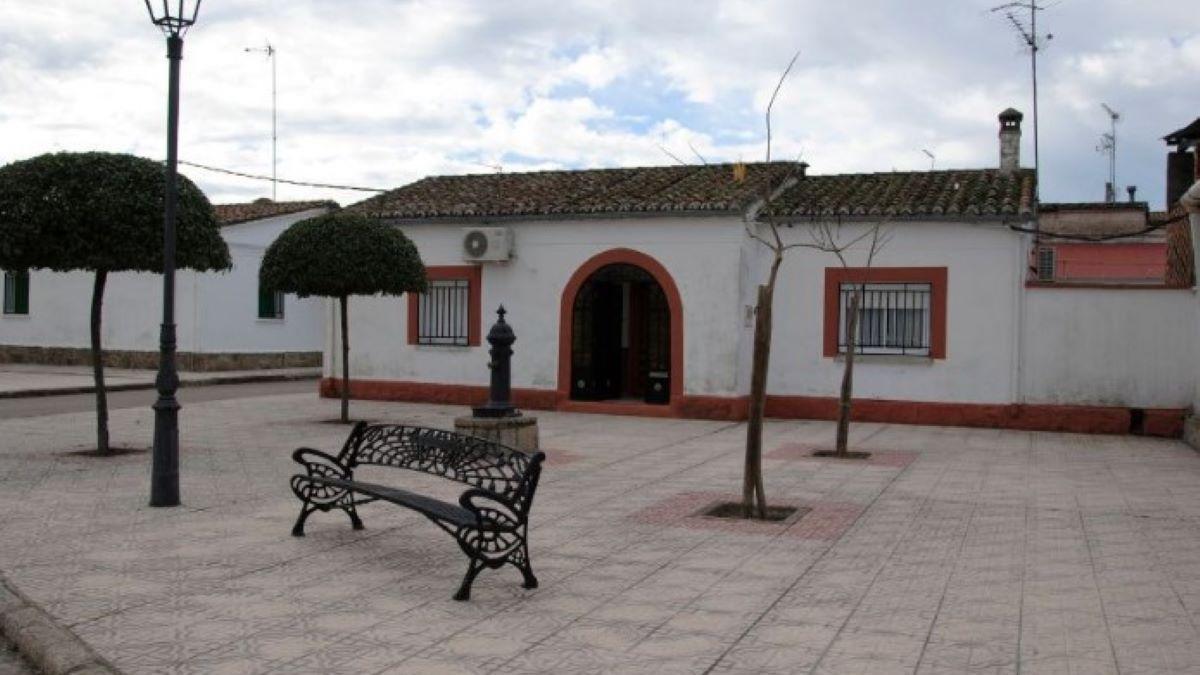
(407, 265), (483, 347)
(822, 267), (947, 359)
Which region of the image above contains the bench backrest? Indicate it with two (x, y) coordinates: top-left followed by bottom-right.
(339, 423), (543, 512)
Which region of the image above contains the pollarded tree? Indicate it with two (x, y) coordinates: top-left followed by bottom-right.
(0, 152), (231, 455)
(260, 212), (426, 423)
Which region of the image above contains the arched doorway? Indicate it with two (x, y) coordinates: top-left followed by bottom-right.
(557, 249), (684, 408)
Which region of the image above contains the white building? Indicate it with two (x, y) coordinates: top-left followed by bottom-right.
(0, 200), (333, 370)
(324, 112), (1197, 437)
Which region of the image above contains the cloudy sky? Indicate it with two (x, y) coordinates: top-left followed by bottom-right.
(1, 1), (1196, 209)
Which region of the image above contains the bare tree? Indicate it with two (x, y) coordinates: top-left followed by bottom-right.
(740, 52), (804, 519)
(801, 222), (890, 456)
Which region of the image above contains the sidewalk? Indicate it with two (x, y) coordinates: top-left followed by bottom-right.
(0, 363), (319, 398)
(1, 392), (1199, 673)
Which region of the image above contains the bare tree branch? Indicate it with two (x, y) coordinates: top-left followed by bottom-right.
(765, 51), (800, 165)
(656, 143), (688, 166)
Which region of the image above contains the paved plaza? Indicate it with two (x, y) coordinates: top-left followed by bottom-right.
(1, 391), (1200, 674)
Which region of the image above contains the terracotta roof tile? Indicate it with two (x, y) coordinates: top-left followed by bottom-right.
(213, 199), (337, 226)
(770, 168), (1035, 219)
(350, 164), (1035, 221)
(349, 163), (794, 219)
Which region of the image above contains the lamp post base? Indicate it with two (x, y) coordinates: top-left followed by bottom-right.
(149, 396), (181, 507)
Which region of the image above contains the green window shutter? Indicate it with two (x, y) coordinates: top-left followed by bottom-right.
(15, 272), (27, 314)
(258, 286), (273, 319)
(4, 271), (28, 315)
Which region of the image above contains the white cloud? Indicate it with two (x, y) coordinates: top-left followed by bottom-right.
(0, 1), (1196, 209)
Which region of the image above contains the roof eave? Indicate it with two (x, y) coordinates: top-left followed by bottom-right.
(375, 208), (745, 227)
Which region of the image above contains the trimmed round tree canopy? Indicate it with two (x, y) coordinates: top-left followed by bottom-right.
(0, 152), (230, 273)
(260, 211), (427, 298)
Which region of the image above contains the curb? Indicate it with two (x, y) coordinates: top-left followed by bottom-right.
(0, 371), (318, 400)
(0, 575), (121, 675)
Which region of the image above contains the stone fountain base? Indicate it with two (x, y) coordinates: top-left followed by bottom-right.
(454, 414), (539, 452)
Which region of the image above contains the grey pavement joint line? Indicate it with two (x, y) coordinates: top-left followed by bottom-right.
(1107, 451), (1200, 636)
(1015, 431), (1033, 675)
(700, 429), (930, 675)
(628, 433), (885, 654)
(0, 576), (121, 675)
(1076, 496), (1124, 675)
(911, 458), (987, 673)
(803, 453), (957, 675)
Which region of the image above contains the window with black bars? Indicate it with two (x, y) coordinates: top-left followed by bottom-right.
(418, 279), (470, 346)
(258, 286), (284, 319)
(1036, 247), (1056, 281)
(838, 282), (931, 356)
(3, 271), (29, 315)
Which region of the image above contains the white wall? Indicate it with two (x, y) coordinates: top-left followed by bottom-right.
(1021, 287), (1196, 408)
(333, 213), (1198, 413)
(0, 268), (185, 351)
(0, 207), (327, 355)
(191, 209), (327, 353)
(332, 216), (748, 395)
(763, 220), (1024, 404)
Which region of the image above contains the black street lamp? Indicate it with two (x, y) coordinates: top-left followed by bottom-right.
(144, 0), (201, 507)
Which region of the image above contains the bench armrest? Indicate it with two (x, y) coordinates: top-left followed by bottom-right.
(292, 447), (351, 479)
(459, 488), (521, 531)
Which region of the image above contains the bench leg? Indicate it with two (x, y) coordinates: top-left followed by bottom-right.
(454, 557), (484, 602)
(512, 542), (538, 590)
(291, 504), (315, 537)
(343, 498), (365, 531)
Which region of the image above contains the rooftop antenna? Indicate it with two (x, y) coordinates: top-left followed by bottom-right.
(473, 162), (503, 173)
(991, 1), (1053, 205)
(244, 42), (277, 200)
(1097, 103), (1120, 203)
(921, 149), (936, 170)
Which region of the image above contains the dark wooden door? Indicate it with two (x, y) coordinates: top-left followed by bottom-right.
(590, 282), (624, 399)
(571, 280), (624, 400)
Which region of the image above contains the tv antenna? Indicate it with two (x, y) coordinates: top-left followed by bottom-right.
(991, 1), (1053, 205)
(921, 149), (936, 170)
(1097, 103), (1119, 202)
(244, 42), (277, 200)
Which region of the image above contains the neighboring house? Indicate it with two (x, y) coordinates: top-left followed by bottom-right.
(1030, 118), (1200, 287)
(0, 199), (334, 370)
(322, 109), (1194, 437)
(1033, 202), (1167, 285)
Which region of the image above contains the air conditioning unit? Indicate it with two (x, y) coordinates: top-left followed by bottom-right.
(461, 227), (513, 262)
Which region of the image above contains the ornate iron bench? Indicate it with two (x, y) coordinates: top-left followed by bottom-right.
(289, 422), (546, 601)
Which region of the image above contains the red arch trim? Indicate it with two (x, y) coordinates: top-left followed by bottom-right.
(557, 248), (684, 409)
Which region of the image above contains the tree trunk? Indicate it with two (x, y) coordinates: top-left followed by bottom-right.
(743, 253), (782, 519)
(339, 295), (350, 424)
(835, 287), (861, 455)
(91, 270), (110, 455)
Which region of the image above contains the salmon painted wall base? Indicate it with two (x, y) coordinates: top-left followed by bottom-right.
(319, 378), (1185, 438)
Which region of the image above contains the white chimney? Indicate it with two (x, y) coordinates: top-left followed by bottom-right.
(999, 108), (1023, 174)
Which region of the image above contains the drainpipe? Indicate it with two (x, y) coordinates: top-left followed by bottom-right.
(1012, 220), (1034, 405)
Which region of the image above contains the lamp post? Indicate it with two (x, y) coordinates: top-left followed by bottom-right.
(144, 0), (201, 507)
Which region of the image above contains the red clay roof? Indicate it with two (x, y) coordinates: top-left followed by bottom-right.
(349, 163), (794, 219)
(213, 199), (336, 226)
(350, 164), (1036, 221)
(772, 168), (1035, 219)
